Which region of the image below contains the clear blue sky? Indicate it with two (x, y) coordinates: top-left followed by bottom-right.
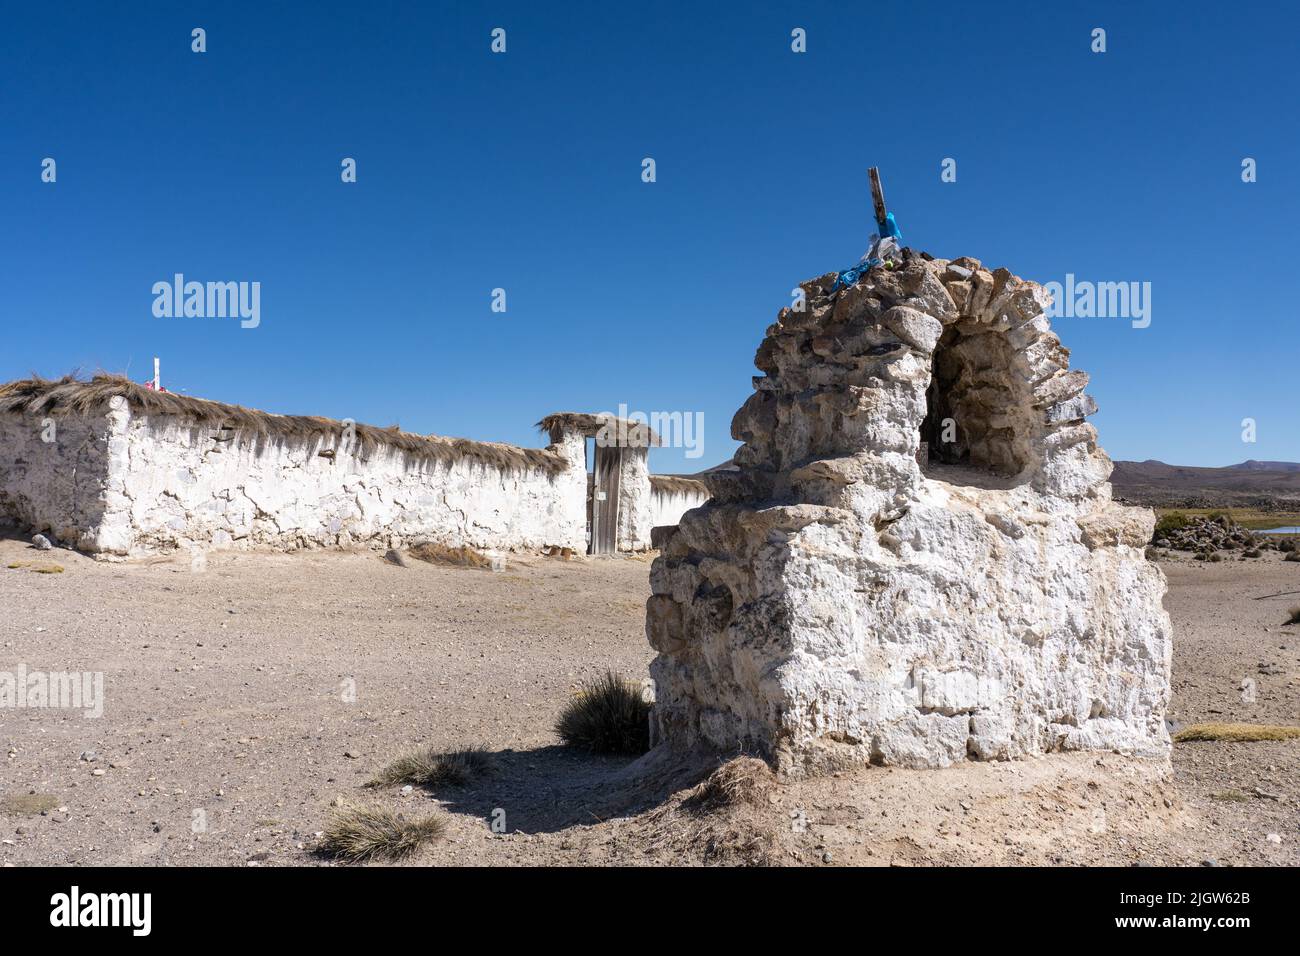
(3, 1), (1296, 472)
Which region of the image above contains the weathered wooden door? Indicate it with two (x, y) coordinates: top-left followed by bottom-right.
(589, 444), (623, 555)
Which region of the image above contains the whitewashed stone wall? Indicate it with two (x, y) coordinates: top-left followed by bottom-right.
(1, 398), (588, 558)
(615, 447), (653, 551)
(0, 405), (120, 552)
(649, 479), (710, 530)
(646, 254), (1172, 774)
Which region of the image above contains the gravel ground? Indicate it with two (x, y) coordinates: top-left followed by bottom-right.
(0, 534), (1295, 867)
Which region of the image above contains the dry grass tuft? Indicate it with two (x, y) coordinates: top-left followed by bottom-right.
(408, 542), (498, 570)
(367, 744), (495, 789)
(683, 757), (774, 815)
(6, 562), (63, 573)
(1174, 723), (1300, 743)
(1285, 605), (1300, 626)
(317, 800), (445, 863)
(1209, 790), (1252, 802)
(555, 671), (651, 755)
(1, 793), (59, 816)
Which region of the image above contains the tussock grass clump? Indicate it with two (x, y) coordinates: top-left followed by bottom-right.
(556, 671), (651, 755)
(408, 542), (497, 570)
(368, 744), (494, 789)
(1285, 551), (1300, 562)
(318, 800), (445, 863)
(683, 757), (774, 815)
(1285, 606), (1300, 626)
(1174, 723), (1300, 743)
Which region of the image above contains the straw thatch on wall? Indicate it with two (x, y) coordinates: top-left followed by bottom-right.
(0, 375), (566, 474)
(649, 474), (709, 496)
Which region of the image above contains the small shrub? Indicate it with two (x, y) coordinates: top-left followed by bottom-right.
(1278, 538), (1298, 553)
(368, 744), (494, 789)
(318, 800), (445, 863)
(1208, 552), (1224, 562)
(555, 670), (651, 755)
(1286, 551), (1300, 562)
(1286, 606), (1300, 626)
(1244, 548), (1262, 558)
(1152, 512), (1190, 538)
(1174, 723), (1300, 743)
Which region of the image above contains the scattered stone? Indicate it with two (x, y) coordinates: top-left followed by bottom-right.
(1266, 833), (1282, 844)
(32, 534), (53, 550)
(1152, 514), (1262, 555)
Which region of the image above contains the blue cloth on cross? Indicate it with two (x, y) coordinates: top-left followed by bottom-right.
(828, 214), (903, 293)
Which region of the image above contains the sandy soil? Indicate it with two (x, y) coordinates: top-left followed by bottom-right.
(0, 533), (1296, 867)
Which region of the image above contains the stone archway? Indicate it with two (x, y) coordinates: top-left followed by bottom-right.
(919, 322), (1040, 481)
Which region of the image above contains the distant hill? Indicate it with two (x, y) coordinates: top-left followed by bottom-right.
(1227, 460), (1300, 472)
(1111, 459), (1300, 509)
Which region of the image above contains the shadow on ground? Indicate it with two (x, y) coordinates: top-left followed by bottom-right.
(424, 744), (715, 835)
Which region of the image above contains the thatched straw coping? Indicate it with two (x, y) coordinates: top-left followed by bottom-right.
(0, 375), (567, 474)
(536, 412), (658, 447)
(649, 474), (709, 496)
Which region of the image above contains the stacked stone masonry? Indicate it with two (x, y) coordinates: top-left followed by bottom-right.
(646, 252), (1172, 774)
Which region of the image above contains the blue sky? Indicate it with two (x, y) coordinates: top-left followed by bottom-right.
(2, 1), (1296, 472)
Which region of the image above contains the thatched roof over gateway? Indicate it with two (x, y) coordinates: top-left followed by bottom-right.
(536, 412), (658, 447)
(0, 375), (567, 474)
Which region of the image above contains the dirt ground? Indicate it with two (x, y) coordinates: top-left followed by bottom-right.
(0, 533), (1296, 867)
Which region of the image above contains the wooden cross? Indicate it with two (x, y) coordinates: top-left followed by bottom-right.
(868, 167), (888, 230)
